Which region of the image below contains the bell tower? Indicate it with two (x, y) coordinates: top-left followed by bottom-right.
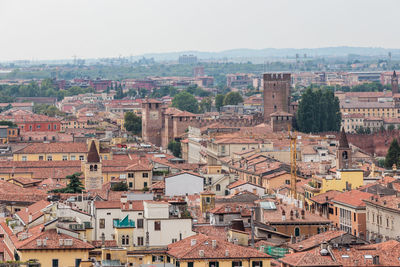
(392, 71), (398, 95)
(336, 128), (352, 170)
(83, 140), (103, 190)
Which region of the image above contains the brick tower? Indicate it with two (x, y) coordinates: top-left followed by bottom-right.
(336, 128), (352, 170)
(392, 71), (398, 95)
(141, 99), (163, 147)
(263, 73), (291, 122)
(83, 139), (103, 190)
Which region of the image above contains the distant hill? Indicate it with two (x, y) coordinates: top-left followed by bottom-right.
(136, 46), (400, 61)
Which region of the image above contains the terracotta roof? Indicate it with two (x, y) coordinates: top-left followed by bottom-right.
(17, 229), (94, 250)
(0, 181), (47, 203)
(90, 240), (118, 248)
(364, 194), (400, 210)
(15, 200), (51, 225)
(210, 203), (252, 216)
(310, 191), (343, 205)
(94, 201), (121, 209)
(279, 248), (340, 266)
(167, 233), (270, 260)
(287, 230), (346, 252)
(332, 190), (373, 208)
(14, 142), (88, 154)
(150, 181), (165, 190)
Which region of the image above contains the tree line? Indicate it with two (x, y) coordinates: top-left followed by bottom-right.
(296, 87), (341, 133)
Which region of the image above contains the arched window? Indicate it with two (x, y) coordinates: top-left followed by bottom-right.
(216, 184), (221, 191)
(94, 164), (98, 171)
(90, 165), (93, 171)
(342, 151), (348, 160)
(122, 235), (126, 245)
(294, 227), (300, 237)
(125, 235), (129, 245)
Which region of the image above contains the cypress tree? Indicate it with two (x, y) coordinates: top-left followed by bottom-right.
(385, 138), (400, 168)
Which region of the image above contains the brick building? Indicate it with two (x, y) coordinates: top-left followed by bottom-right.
(263, 73), (291, 122)
(0, 110), (61, 132)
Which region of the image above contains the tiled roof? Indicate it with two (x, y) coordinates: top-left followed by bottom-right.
(90, 240), (118, 248)
(14, 142), (88, 154)
(150, 181), (165, 190)
(0, 181), (47, 203)
(332, 190), (373, 208)
(279, 248), (340, 266)
(15, 200), (51, 225)
(210, 203), (251, 216)
(364, 194), (400, 210)
(310, 191), (343, 205)
(17, 229), (94, 250)
(167, 233), (270, 260)
(286, 230), (346, 252)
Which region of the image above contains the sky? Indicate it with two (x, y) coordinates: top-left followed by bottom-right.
(1, 0), (399, 61)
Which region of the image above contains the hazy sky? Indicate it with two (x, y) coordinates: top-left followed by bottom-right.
(1, 0), (399, 61)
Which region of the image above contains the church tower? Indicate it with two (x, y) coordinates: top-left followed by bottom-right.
(336, 128), (352, 170)
(83, 140), (103, 190)
(391, 71), (398, 95)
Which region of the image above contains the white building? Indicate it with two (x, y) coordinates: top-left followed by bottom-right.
(165, 172), (204, 196)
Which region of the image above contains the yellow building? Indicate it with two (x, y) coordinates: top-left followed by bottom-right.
(304, 129), (363, 206)
(340, 101), (397, 119)
(13, 140), (112, 162)
(166, 233), (271, 267)
(0, 226), (94, 267)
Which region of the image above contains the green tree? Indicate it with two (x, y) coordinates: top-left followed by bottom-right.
(385, 139), (400, 168)
(111, 182), (128, 191)
(388, 125), (395, 132)
(172, 91), (199, 113)
(168, 140), (181, 158)
(50, 172), (84, 193)
(124, 111), (142, 135)
(199, 97), (212, 113)
(223, 91), (243, 105)
(296, 87), (341, 133)
(215, 94), (225, 111)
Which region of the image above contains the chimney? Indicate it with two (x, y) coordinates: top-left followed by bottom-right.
(199, 250), (204, 257)
(225, 250), (229, 257)
(191, 239), (197, 246)
(212, 240), (217, 248)
(28, 213), (32, 223)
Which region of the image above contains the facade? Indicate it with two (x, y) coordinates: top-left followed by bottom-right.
(165, 172), (204, 196)
(365, 195), (400, 242)
(263, 73), (291, 122)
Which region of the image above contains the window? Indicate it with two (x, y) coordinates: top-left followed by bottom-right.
(137, 219), (143, 229)
(144, 182), (148, 188)
(354, 213), (356, 222)
(22, 156), (27, 161)
(137, 236), (144, 246)
(172, 238), (177, 243)
(154, 221), (161, 231)
(48, 124), (51, 130)
(54, 125), (57, 130)
(37, 125), (41, 129)
(129, 182), (133, 188)
(252, 261), (263, 267)
(52, 259), (59, 267)
(206, 197), (211, 203)
(71, 155), (76, 160)
(29, 125), (32, 131)
(285, 180), (290, 185)
(99, 219), (105, 229)
(188, 262), (194, 267)
(47, 155), (53, 161)
(219, 215), (224, 222)
(62, 155), (68, 161)
(128, 173), (134, 178)
(79, 155), (84, 161)
(209, 262), (219, 267)
(143, 173), (149, 178)
(294, 227), (300, 237)
(216, 184), (221, 191)
(232, 262), (242, 267)
(122, 235), (129, 245)
(75, 259), (81, 267)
